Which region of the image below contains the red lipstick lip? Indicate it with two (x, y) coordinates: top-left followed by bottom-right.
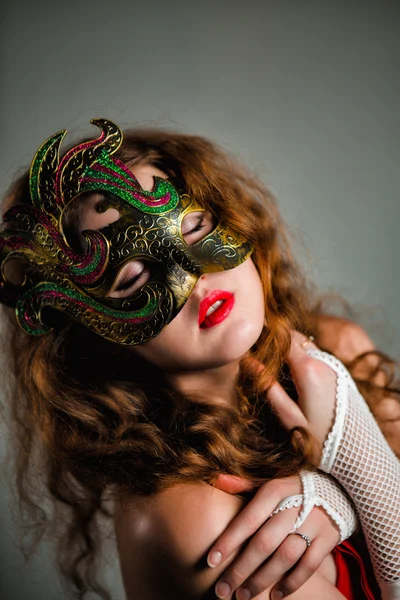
(198, 290), (234, 329)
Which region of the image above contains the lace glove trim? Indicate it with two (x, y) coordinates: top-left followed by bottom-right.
(271, 470), (358, 543)
(306, 348), (400, 597)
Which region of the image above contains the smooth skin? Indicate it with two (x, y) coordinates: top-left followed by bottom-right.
(209, 478), (339, 600)
(208, 332), (337, 600)
(114, 479), (343, 600)
(114, 318), (389, 600)
(79, 164), (391, 598)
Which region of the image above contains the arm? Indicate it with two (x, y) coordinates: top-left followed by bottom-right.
(271, 331), (400, 599)
(114, 483), (345, 600)
(182, 321), (386, 600)
(316, 319), (400, 597)
(311, 349), (400, 599)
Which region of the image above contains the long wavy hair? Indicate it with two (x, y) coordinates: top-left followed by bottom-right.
(1, 128), (399, 599)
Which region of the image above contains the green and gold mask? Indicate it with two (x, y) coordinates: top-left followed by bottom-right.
(0, 119), (253, 345)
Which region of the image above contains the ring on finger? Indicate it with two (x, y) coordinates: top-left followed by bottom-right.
(288, 531), (312, 548)
(300, 335), (315, 349)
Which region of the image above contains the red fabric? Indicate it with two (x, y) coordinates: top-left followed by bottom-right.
(333, 538), (381, 599)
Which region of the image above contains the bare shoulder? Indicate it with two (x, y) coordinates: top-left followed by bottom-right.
(114, 483), (343, 600)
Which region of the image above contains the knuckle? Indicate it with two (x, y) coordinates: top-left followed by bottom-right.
(280, 552), (324, 594)
(264, 479), (280, 493)
(259, 481), (280, 503)
(229, 563), (247, 585)
(302, 358), (334, 387)
(254, 532), (275, 556)
(279, 539), (302, 564)
(302, 358), (319, 377)
(281, 563), (314, 594)
(247, 569), (276, 597)
(242, 508), (261, 531)
(280, 576), (302, 596)
(303, 552), (323, 574)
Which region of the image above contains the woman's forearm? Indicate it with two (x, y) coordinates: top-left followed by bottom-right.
(309, 349), (400, 599)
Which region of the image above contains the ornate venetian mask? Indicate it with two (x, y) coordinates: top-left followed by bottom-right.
(0, 119), (253, 344)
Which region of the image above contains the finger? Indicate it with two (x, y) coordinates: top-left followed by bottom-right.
(245, 357), (265, 377)
(271, 536), (336, 599)
(234, 529), (311, 600)
(213, 509), (299, 599)
(291, 330), (318, 352)
(241, 357), (273, 391)
(267, 382), (308, 431)
(287, 331), (337, 446)
(287, 332), (333, 396)
(213, 474), (255, 495)
(287, 332), (317, 387)
(207, 481), (286, 568)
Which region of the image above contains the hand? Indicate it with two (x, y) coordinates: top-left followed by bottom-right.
(267, 331), (338, 464)
(209, 474), (340, 600)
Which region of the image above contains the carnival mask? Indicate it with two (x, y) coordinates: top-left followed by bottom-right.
(0, 119), (253, 345)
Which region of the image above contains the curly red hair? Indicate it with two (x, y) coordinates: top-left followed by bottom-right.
(1, 128), (399, 599)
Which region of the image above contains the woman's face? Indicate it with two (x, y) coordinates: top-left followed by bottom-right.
(79, 164), (265, 371)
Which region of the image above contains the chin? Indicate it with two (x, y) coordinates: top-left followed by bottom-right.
(198, 319), (265, 368)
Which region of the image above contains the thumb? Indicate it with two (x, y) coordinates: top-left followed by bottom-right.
(267, 381), (308, 431)
(212, 474), (255, 494)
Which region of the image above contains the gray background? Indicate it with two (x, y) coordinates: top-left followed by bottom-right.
(0, 1), (399, 598)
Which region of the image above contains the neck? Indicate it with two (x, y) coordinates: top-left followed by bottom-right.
(165, 361), (240, 408)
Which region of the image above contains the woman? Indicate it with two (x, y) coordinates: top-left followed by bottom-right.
(0, 119), (399, 600)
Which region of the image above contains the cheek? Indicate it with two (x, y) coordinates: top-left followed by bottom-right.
(242, 260), (265, 308)
(130, 317), (189, 369)
(130, 259), (266, 370)
(238, 261), (265, 334)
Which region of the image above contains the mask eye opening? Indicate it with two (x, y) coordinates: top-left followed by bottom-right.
(180, 210), (215, 247)
(107, 258), (159, 299)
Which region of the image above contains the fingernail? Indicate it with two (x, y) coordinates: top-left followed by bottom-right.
(237, 588), (252, 600)
(271, 590), (284, 600)
(215, 581), (231, 598)
(207, 550), (222, 567)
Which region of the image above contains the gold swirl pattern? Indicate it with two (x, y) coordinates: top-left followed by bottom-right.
(0, 119), (253, 345)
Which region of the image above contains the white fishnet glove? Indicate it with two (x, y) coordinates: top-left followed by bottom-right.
(307, 348), (400, 600)
(271, 469), (358, 543)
